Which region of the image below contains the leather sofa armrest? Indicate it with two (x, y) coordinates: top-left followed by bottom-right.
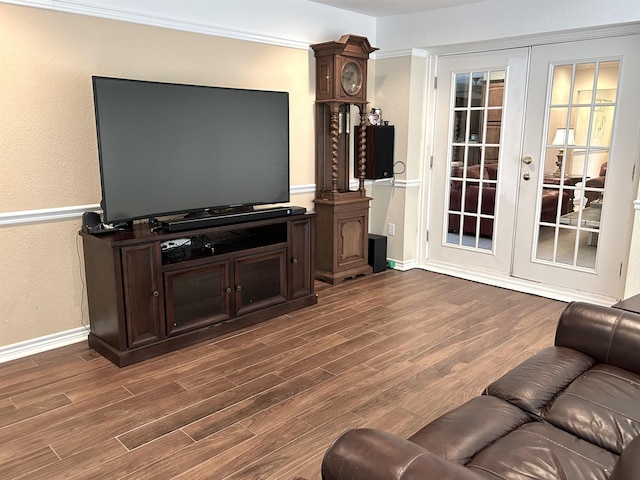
(322, 428), (484, 480)
(555, 301), (640, 375)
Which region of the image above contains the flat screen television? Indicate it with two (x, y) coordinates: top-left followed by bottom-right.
(92, 76), (290, 224)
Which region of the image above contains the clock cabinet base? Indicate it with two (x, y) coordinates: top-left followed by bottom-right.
(314, 194), (373, 285)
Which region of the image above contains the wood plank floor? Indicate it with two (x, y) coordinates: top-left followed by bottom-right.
(0, 269), (567, 479)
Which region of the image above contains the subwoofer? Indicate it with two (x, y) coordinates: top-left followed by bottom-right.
(368, 234), (387, 273)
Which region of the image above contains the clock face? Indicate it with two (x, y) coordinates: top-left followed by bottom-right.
(341, 62), (362, 96)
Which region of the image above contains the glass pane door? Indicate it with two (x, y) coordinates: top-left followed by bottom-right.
(428, 48), (528, 276)
(234, 248), (287, 316)
(165, 262), (232, 336)
(512, 35), (640, 300)
(534, 61), (618, 269)
(447, 70), (505, 250)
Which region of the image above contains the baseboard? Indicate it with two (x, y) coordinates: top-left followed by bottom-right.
(420, 260), (616, 306)
(386, 258), (417, 271)
(0, 327), (89, 364)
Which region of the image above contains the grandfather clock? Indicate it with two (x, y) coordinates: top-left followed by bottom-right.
(311, 34), (378, 284)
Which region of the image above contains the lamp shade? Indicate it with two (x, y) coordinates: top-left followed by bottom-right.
(552, 127), (576, 146)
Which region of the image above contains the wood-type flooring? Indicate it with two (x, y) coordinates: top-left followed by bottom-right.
(0, 269), (567, 479)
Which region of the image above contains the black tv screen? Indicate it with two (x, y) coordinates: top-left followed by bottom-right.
(92, 76), (290, 223)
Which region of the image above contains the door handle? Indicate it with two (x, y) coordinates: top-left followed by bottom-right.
(522, 156), (533, 165)
(523, 173), (531, 181)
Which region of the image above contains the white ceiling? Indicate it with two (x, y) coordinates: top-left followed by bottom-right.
(308, 0), (489, 17)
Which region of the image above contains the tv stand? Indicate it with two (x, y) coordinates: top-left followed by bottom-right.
(80, 213), (316, 366)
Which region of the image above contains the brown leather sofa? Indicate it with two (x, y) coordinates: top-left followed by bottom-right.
(449, 163), (573, 236)
(322, 302), (640, 479)
(585, 162), (607, 205)
(448, 163), (498, 237)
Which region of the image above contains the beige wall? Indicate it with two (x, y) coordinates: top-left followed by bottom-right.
(0, 4), (317, 346)
(369, 54), (427, 266)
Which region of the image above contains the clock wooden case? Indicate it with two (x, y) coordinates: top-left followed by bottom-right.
(314, 54), (367, 103)
(311, 34), (378, 284)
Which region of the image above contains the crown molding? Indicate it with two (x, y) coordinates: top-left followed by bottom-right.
(375, 48), (427, 60)
(374, 22), (640, 59)
(424, 22), (640, 56)
(2, 0), (312, 49)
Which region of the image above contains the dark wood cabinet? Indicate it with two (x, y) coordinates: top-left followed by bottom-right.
(121, 244), (165, 347)
(289, 218), (313, 298)
(164, 261), (232, 336)
(314, 196), (372, 283)
(234, 248), (287, 316)
(80, 213), (316, 366)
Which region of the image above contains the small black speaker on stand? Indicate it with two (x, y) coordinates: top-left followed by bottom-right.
(368, 234), (387, 273)
(81, 211), (102, 233)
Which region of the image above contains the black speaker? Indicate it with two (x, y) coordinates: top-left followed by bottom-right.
(368, 234), (387, 273)
(81, 211), (102, 233)
(354, 125), (395, 180)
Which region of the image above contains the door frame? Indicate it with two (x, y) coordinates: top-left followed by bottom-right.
(418, 24), (640, 305)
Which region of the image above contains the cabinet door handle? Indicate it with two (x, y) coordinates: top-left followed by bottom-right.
(226, 287), (232, 294)
(292, 258), (298, 264)
(236, 285), (242, 291)
(152, 290), (160, 297)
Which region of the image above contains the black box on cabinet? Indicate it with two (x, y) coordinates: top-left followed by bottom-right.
(354, 125), (395, 180)
(368, 234), (387, 273)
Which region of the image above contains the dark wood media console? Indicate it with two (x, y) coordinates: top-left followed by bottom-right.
(80, 213), (316, 366)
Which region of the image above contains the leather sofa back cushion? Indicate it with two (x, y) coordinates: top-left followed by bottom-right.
(556, 302), (640, 375)
(408, 395), (531, 465)
(543, 364), (640, 454)
(483, 346), (594, 416)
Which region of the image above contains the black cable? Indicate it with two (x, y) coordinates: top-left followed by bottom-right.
(75, 233), (91, 333)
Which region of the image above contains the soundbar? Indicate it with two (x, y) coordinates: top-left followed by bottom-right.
(161, 206), (306, 232)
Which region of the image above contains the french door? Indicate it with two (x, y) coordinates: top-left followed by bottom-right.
(429, 48), (528, 275)
(428, 35), (640, 300)
(511, 36), (640, 299)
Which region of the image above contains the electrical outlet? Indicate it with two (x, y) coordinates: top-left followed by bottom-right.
(388, 223), (395, 236)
